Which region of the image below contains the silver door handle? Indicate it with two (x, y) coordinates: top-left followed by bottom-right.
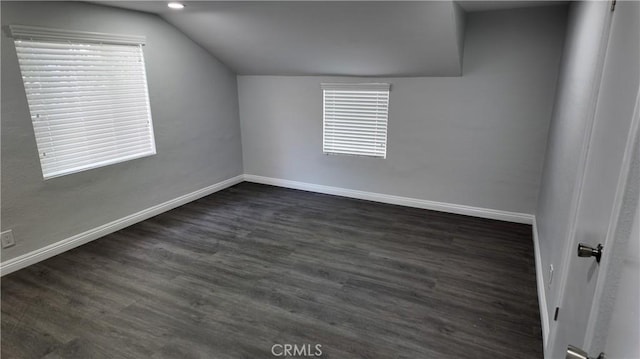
(577, 243), (604, 263)
(567, 345), (606, 359)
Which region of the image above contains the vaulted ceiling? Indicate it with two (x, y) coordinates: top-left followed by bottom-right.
(163, 1), (465, 76)
(92, 1), (563, 77)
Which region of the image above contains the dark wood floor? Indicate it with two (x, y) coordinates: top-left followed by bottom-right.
(1, 182), (542, 359)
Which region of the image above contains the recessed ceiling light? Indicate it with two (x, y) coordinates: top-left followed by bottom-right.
(168, 2), (185, 9)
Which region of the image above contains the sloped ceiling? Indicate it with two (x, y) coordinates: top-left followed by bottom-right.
(93, 1), (466, 77)
(456, 1), (563, 12)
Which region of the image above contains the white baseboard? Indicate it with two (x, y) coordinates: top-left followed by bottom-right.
(243, 174), (534, 224)
(1, 174), (535, 276)
(532, 218), (550, 350)
(0, 175), (244, 277)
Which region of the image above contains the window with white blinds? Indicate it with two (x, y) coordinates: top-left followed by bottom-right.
(10, 25), (155, 179)
(322, 83), (390, 158)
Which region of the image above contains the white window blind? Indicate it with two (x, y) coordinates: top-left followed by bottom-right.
(10, 25), (155, 179)
(322, 83), (390, 158)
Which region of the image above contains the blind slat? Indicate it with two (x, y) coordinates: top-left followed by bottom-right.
(42, 147), (154, 173)
(40, 138), (153, 162)
(17, 52), (143, 61)
(325, 97), (389, 102)
(22, 75), (146, 83)
(31, 106), (148, 121)
(324, 149), (385, 157)
(23, 79), (147, 87)
(325, 113), (389, 120)
(20, 69), (144, 77)
(19, 55), (143, 63)
(15, 37), (155, 179)
(30, 97), (148, 111)
(324, 136), (386, 144)
(42, 151), (153, 179)
(31, 98), (148, 113)
(26, 88), (147, 100)
(34, 121), (150, 140)
(325, 123), (388, 131)
(326, 105), (388, 111)
(26, 84), (147, 95)
(16, 40), (143, 51)
(324, 146), (385, 155)
(37, 133), (153, 154)
(321, 132), (385, 140)
(323, 87), (389, 158)
(35, 121), (150, 141)
(322, 127), (386, 135)
(324, 141), (386, 149)
(324, 145), (384, 151)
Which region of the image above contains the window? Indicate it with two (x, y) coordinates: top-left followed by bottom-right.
(10, 25), (156, 179)
(322, 83), (390, 158)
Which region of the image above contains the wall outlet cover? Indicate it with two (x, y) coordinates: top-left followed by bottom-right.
(1, 230), (16, 248)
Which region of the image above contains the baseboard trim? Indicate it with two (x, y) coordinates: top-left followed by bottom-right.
(0, 175), (244, 277)
(532, 218), (550, 350)
(244, 174), (534, 224)
(0, 174), (535, 276)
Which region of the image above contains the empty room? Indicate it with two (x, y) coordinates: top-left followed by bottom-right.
(1, 1), (638, 358)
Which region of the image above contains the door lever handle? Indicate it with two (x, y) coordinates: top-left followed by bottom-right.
(577, 243), (603, 263)
(567, 344), (605, 359)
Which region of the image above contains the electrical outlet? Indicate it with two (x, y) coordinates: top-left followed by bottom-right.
(1, 230), (16, 249)
(548, 264), (554, 288)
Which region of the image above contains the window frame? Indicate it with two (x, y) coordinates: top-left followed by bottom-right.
(9, 25), (156, 179)
(321, 83), (390, 159)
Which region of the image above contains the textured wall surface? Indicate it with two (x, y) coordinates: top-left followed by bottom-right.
(1, 1), (243, 261)
(239, 6), (567, 215)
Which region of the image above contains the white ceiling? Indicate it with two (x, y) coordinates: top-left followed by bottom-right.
(90, 1), (563, 76)
(457, 1), (565, 12)
(165, 1), (465, 76)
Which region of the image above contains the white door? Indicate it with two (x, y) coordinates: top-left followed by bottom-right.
(602, 205), (640, 359)
(549, 1), (640, 358)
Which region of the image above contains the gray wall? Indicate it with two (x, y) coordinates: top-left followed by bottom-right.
(239, 6), (567, 215)
(535, 1), (612, 323)
(1, 1), (243, 262)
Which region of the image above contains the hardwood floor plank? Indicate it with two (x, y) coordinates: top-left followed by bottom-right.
(1, 182), (543, 358)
